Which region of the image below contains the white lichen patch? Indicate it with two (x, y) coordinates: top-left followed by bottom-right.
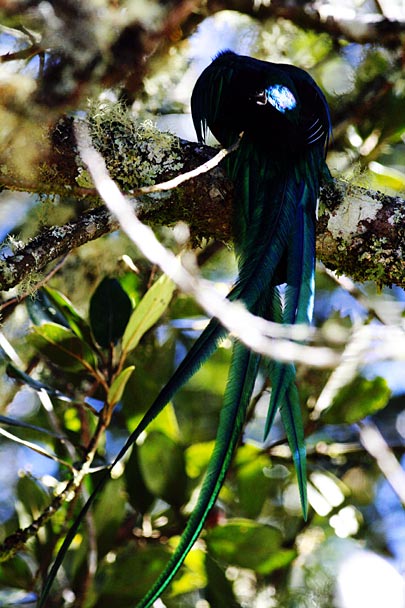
(388, 202), (405, 226)
(85, 101), (183, 190)
(49, 226), (68, 239)
(327, 190), (382, 242)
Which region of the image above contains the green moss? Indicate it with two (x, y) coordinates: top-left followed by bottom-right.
(85, 101), (183, 190)
(357, 236), (397, 285)
(38, 161), (59, 188)
(75, 167), (94, 188)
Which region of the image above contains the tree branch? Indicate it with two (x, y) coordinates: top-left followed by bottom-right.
(205, 0), (405, 46)
(1, 117), (404, 293)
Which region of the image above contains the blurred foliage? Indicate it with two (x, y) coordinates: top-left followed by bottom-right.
(1, 1), (405, 608)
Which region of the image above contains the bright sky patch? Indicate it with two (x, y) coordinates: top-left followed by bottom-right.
(265, 84), (297, 113)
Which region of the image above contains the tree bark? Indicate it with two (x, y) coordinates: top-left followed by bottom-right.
(0, 117), (404, 292)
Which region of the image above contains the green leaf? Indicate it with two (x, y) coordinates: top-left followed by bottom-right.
(17, 474), (50, 520)
(368, 161), (405, 193)
(185, 441), (214, 479)
(122, 273), (175, 354)
(144, 402), (181, 442)
(169, 546), (206, 600)
(29, 323), (97, 371)
(125, 445), (155, 515)
(107, 365), (135, 407)
(97, 544), (169, 601)
(206, 519), (294, 575)
(0, 556), (34, 590)
(118, 271), (142, 307)
(204, 553), (241, 608)
(26, 289), (70, 327)
(43, 286), (95, 347)
(93, 478), (127, 557)
(138, 430), (187, 506)
(321, 375), (391, 424)
(89, 277), (132, 348)
(235, 446), (272, 518)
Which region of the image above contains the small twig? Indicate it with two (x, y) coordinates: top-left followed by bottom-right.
(131, 133), (243, 195)
(357, 419), (405, 507)
(38, 390), (78, 463)
(0, 43), (42, 63)
(0, 255), (69, 319)
(322, 266), (387, 325)
(0, 425), (73, 470)
(0, 397), (111, 561)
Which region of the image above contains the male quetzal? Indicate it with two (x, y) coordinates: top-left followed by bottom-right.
(127, 50), (331, 607)
(40, 51), (331, 608)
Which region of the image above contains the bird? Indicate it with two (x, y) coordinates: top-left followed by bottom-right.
(39, 50), (331, 608)
(128, 50), (331, 607)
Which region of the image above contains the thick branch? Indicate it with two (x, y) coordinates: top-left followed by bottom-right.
(0, 207), (118, 293)
(205, 0), (405, 45)
(318, 182), (405, 286)
(1, 118), (404, 292)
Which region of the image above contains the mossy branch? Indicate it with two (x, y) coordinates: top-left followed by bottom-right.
(0, 113), (404, 292)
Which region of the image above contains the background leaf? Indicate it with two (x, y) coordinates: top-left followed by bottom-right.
(138, 430), (188, 506)
(43, 285), (95, 347)
(206, 519), (295, 575)
(29, 323), (97, 371)
(107, 365), (135, 407)
(89, 277), (132, 348)
(122, 273), (175, 354)
(27, 289), (70, 328)
(322, 376), (391, 424)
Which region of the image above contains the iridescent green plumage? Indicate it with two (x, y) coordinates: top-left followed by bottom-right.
(134, 50), (331, 608)
(39, 51), (331, 608)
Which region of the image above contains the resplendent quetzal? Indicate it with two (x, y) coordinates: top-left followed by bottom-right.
(40, 51), (331, 608)
(129, 50), (331, 608)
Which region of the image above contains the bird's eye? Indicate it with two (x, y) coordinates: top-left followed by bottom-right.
(265, 84), (297, 113)
(252, 90), (267, 106)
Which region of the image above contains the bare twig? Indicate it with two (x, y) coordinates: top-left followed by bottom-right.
(0, 43), (42, 63)
(0, 425), (73, 470)
(322, 266), (387, 325)
(357, 419), (405, 507)
(0, 393), (111, 561)
(0, 255), (69, 320)
(132, 133), (243, 195)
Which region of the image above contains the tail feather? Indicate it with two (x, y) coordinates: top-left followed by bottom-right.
(136, 340), (261, 608)
(264, 182), (316, 513)
(280, 383), (307, 518)
(233, 165), (305, 312)
(38, 316), (227, 608)
(115, 316), (226, 462)
(284, 184), (316, 326)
